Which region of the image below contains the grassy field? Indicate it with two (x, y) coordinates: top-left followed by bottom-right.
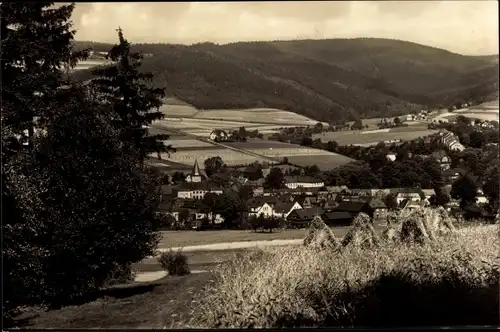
(286, 154), (355, 170)
(159, 149), (268, 168)
(193, 108), (322, 126)
(157, 229), (309, 249)
(313, 129), (437, 146)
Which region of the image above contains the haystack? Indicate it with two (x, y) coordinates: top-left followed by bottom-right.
(303, 215), (340, 250)
(341, 213), (379, 249)
(400, 208), (432, 244)
(398, 206), (456, 244)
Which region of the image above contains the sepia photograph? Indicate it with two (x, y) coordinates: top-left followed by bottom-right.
(2, 1), (499, 329)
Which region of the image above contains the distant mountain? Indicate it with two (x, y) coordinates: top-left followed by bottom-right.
(73, 38), (499, 123)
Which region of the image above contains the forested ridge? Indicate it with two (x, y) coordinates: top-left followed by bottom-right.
(73, 38), (499, 122)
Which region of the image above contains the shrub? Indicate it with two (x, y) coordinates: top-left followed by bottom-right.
(249, 215), (284, 233)
(103, 263), (137, 287)
(158, 249), (190, 276)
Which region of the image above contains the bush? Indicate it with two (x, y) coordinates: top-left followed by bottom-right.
(158, 249), (190, 276)
(192, 223), (499, 328)
(249, 215), (284, 233)
(103, 263), (136, 287)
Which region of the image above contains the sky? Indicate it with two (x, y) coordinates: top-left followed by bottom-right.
(70, 1), (499, 56)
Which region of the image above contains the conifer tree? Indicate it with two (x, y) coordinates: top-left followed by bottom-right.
(1, 2), (86, 150)
(90, 27), (173, 163)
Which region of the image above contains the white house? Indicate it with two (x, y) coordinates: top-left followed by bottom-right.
(209, 129), (228, 141)
(175, 182), (223, 199)
(386, 153), (396, 162)
(284, 176), (324, 189)
(476, 189), (489, 205)
(248, 202), (275, 218)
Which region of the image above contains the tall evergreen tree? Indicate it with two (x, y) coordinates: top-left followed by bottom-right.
(90, 27), (173, 162)
(1, 2), (86, 150)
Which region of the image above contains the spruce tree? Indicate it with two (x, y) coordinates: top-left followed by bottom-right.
(90, 27), (173, 163)
(1, 2), (86, 150)
(6, 85), (161, 311)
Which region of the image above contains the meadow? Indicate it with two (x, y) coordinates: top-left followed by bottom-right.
(193, 108), (324, 126)
(313, 129), (437, 146)
(159, 149), (269, 168)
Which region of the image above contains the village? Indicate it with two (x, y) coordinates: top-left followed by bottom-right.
(156, 138), (492, 231)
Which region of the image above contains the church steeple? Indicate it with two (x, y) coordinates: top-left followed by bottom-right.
(192, 159), (201, 177)
(185, 159), (203, 183)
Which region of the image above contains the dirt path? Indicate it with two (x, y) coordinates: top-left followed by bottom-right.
(155, 238), (303, 254)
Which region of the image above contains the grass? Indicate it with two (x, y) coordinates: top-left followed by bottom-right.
(13, 273), (214, 329)
(157, 229), (310, 249)
(193, 216), (499, 328)
(193, 108), (320, 126)
(285, 154), (354, 170)
(159, 149), (267, 167)
(313, 129), (437, 145)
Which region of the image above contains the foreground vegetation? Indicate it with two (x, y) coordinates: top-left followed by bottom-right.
(193, 210), (499, 328)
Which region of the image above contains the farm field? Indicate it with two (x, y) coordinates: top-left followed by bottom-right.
(72, 58), (112, 72)
(193, 108), (324, 126)
(159, 104), (199, 117)
(313, 129), (437, 146)
(159, 149), (269, 168)
(227, 139), (354, 169)
(163, 139), (214, 149)
(286, 154), (355, 169)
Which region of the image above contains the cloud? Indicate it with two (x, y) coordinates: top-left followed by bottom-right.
(70, 1), (499, 55)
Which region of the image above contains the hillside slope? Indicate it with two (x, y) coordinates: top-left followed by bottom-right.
(73, 38), (498, 122)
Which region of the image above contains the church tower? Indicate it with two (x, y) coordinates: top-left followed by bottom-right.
(185, 159), (203, 183)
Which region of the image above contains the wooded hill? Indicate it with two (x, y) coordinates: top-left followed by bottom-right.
(73, 38), (499, 123)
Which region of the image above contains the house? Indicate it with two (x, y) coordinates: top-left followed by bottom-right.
(294, 195), (313, 209)
(430, 150), (451, 171)
(386, 153), (396, 162)
(324, 186), (351, 195)
(367, 198), (387, 220)
(475, 189), (489, 205)
(209, 129), (228, 141)
(421, 189), (436, 203)
(439, 130), (465, 152)
(174, 181), (223, 199)
(442, 168), (463, 184)
(395, 191), (422, 205)
(331, 201), (374, 219)
(351, 189), (372, 197)
(273, 201), (302, 219)
(321, 211), (353, 226)
(247, 197), (279, 218)
(185, 159), (205, 183)
(286, 207), (324, 228)
(284, 175), (324, 189)
(400, 199), (425, 211)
